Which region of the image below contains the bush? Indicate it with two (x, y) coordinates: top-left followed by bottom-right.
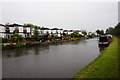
(25, 36), (31, 38)
(79, 34), (82, 37)
(49, 35), (58, 39)
(91, 34), (96, 38)
(39, 36), (44, 40)
(15, 43), (24, 48)
(2, 44), (4, 47)
(9, 33), (24, 43)
(2, 38), (8, 43)
(33, 41), (41, 46)
(70, 31), (79, 38)
(26, 41), (33, 46)
(54, 35), (58, 39)
(8, 43), (15, 48)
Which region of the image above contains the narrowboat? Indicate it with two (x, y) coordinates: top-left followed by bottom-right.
(99, 36), (109, 46)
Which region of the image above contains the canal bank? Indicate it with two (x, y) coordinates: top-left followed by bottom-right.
(72, 37), (119, 79)
(2, 37), (85, 49)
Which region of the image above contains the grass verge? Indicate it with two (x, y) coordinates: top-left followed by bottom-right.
(71, 37), (119, 79)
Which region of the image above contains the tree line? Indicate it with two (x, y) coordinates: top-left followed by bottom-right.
(96, 23), (120, 37)
(105, 23), (120, 36)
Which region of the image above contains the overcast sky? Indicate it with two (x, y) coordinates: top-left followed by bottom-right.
(1, 1), (118, 32)
(118, 1), (120, 22)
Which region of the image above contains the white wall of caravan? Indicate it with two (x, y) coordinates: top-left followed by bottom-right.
(0, 26), (5, 32)
(31, 28), (34, 35)
(38, 29), (41, 34)
(48, 30), (51, 34)
(19, 27), (23, 32)
(79, 32), (82, 34)
(58, 34), (61, 37)
(9, 27), (15, 33)
(19, 33), (23, 36)
(40, 30), (44, 34)
(60, 30), (63, 34)
(44, 30), (48, 34)
(51, 30), (56, 34)
(68, 32), (73, 34)
(64, 32), (68, 34)
(0, 33), (5, 38)
(57, 30), (59, 34)
(27, 27), (30, 33)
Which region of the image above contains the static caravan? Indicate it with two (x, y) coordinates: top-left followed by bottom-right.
(0, 24), (6, 38)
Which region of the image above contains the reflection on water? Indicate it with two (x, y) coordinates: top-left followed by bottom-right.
(2, 40), (87, 58)
(3, 45), (51, 57)
(2, 38), (100, 78)
(98, 44), (109, 52)
(99, 46), (105, 52)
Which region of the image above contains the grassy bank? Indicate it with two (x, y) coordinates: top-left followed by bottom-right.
(118, 37), (120, 78)
(72, 37), (119, 79)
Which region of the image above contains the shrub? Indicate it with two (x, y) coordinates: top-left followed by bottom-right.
(39, 36), (44, 40)
(79, 34), (82, 37)
(50, 35), (58, 39)
(9, 33), (24, 43)
(2, 38), (8, 43)
(15, 43), (24, 48)
(33, 41), (41, 46)
(91, 34), (96, 38)
(26, 41), (33, 46)
(54, 35), (58, 39)
(70, 31), (79, 38)
(25, 36), (31, 38)
(2, 44), (4, 47)
(8, 43), (15, 48)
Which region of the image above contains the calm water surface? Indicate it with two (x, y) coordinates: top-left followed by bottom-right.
(2, 38), (100, 78)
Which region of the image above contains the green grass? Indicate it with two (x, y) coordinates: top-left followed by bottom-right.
(71, 37), (119, 79)
(118, 37), (120, 78)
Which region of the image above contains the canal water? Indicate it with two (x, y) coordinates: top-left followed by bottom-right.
(2, 38), (100, 78)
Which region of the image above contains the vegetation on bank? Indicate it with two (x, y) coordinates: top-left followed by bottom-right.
(118, 36), (120, 78)
(96, 23), (120, 37)
(2, 37), (82, 49)
(106, 23), (120, 36)
(72, 37), (119, 79)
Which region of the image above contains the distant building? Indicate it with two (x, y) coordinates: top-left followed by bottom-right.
(0, 24), (6, 38)
(38, 27), (51, 36)
(0, 23), (31, 38)
(0, 23), (83, 39)
(22, 25), (31, 37)
(5, 24), (16, 38)
(51, 28), (63, 37)
(63, 30), (73, 35)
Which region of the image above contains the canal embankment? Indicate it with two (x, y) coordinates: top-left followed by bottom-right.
(2, 37), (85, 49)
(72, 37), (119, 79)
(118, 37), (120, 78)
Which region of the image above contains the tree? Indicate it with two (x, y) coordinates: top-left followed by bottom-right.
(82, 30), (87, 36)
(105, 23), (120, 36)
(49, 34), (58, 39)
(34, 26), (39, 41)
(10, 33), (24, 43)
(71, 31), (79, 37)
(24, 23), (35, 32)
(96, 29), (104, 35)
(100, 30), (104, 35)
(114, 23), (120, 36)
(24, 24), (40, 40)
(96, 29), (101, 35)
(105, 27), (115, 35)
